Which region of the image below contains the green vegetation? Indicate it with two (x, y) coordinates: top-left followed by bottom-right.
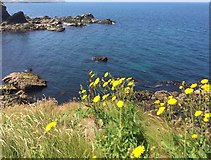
(1, 71), (211, 158)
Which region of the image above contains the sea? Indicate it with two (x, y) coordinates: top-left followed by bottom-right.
(2, 2), (209, 103)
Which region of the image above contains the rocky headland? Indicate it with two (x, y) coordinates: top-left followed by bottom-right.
(0, 3), (115, 32)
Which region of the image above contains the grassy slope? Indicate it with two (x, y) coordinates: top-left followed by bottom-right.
(1, 99), (180, 158)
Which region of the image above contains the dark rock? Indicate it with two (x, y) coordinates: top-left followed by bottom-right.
(2, 72), (47, 91)
(1, 2), (11, 22)
(92, 56), (108, 62)
(97, 19), (115, 25)
(7, 11), (28, 24)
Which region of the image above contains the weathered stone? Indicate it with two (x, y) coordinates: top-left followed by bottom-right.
(2, 72), (47, 91)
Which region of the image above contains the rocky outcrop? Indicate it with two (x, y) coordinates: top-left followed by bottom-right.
(1, 71), (47, 107)
(2, 72), (47, 91)
(92, 56), (108, 62)
(1, 2), (11, 22)
(6, 11), (28, 24)
(0, 11), (115, 32)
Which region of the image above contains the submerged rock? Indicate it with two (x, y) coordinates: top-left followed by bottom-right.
(2, 72), (47, 91)
(6, 11), (28, 24)
(92, 56), (108, 62)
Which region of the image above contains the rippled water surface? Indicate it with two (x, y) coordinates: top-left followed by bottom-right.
(2, 2), (209, 103)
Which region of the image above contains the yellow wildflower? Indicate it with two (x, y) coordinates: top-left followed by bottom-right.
(81, 89), (86, 94)
(89, 71), (93, 75)
(191, 134), (198, 139)
(119, 77), (125, 84)
(154, 100), (160, 105)
(201, 79), (208, 84)
(92, 155), (97, 158)
(194, 111), (202, 117)
(131, 145), (145, 158)
(157, 107), (165, 115)
(103, 81), (109, 87)
(104, 72), (109, 78)
(128, 81), (134, 87)
(168, 98), (177, 105)
(117, 100), (124, 108)
(111, 86), (115, 90)
(108, 79), (112, 83)
(184, 88), (194, 94)
(45, 121), (57, 132)
(102, 94), (109, 100)
(103, 102), (106, 106)
(82, 95), (87, 100)
(201, 84), (211, 92)
(205, 113), (211, 118)
(168, 96), (173, 99)
(112, 96), (117, 101)
(93, 95), (100, 103)
(125, 87), (131, 94)
(203, 117), (209, 122)
(160, 103), (165, 107)
(110, 80), (114, 84)
(91, 74), (95, 78)
(113, 80), (120, 88)
(190, 83), (197, 89)
(179, 86), (183, 90)
(94, 78), (100, 86)
(89, 82), (94, 87)
(127, 77), (133, 81)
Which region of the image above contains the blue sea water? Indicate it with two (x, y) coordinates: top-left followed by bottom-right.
(2, 2), (209, 103)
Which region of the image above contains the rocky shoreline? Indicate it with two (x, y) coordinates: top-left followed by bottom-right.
(0, 3), (115, 32)
(0, 71), (198, 108)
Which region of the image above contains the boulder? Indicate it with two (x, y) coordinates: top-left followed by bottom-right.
(92, 56), (108, 62)
(2, 72), (47, 91)
(6, 11), (28, 24)
(1, 2), (11, 22)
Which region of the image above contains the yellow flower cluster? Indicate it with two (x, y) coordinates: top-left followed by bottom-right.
(131, 145), (145, 158)
(82, 71), (135, 109)
(45, 121), (57, 132)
